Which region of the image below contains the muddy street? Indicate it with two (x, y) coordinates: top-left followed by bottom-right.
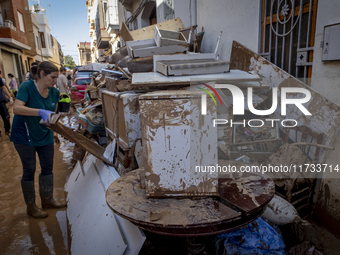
(0, 107), (75, 255)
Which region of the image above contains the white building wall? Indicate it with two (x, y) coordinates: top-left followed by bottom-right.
(31, 14), (42, 61)
(197, 0), (260, 62)
(89, 0), (99, 25)
(310, 0), (340, 236)
(88, 0), (99, 62)
(118, 1), (126, 30)
(36, 14), (53, 58)
(310, 1), (340, 104)
(106, 0), (120, 33)
(156, 0), (196, 28)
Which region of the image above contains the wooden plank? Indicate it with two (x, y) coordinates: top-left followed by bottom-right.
(132, 69), (264, 86)
(130, 44), (188, 58)
(120, 22), (133, 42)
(230, 40), (340, 164)
(46, 122), (114, 167)
(129, 18), (185, 41)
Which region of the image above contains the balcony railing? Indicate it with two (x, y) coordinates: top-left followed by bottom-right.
(0, 20), (17, 31)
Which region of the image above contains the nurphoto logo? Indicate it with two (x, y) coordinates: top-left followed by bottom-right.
(199, 82), (312, 128)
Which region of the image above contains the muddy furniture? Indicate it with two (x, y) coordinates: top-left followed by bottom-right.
(106, 165), (275, 236)
(102, 91), (142, 173)
(275, 125), (324, 219)
(156, 59), (230, 76)
(139, 90), (218, 198)
(101, 91), (142, 149)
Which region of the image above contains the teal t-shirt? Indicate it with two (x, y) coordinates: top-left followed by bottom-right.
(10, 80), (60, 147)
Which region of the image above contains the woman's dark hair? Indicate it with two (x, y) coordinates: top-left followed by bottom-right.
(8, 73), (14, 78)
(31, 61), (58, 80)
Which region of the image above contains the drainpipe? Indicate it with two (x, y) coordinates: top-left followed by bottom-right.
(84, 41), (86, 64)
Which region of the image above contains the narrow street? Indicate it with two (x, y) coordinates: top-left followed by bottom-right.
(0, 106), (75, 254)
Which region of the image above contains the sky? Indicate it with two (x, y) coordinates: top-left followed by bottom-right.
(28, 0), (92, 65)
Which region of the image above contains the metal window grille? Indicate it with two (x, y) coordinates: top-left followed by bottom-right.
(259, 0), (318, 84)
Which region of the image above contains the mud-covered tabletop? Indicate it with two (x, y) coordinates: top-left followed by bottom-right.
(106, 165), (275, 236)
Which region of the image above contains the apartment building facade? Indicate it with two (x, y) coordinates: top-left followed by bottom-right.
(0, 0), (31, 84)
(78, 42), (92, 66)
(86, 0), (120, 63)
(0, 0), (63, 85)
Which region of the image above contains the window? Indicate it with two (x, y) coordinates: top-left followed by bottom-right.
(103, 1), (108, 28)
(164, 0), (175, 21)
(0, 4), (3, 25)
(25, 60), (28, 73)
(19, 55), (25, 75)
(36, 35), (40, 49)
(39, 32), (46, 48)
(17, 11), (25, 32)
(75, 78), (92, 85)
(260, 0), (318, 84)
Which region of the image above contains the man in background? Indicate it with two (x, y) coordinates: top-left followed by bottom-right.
(25, 62), (38, 81)
(0, 74), (12, 140)
(0, 71), (14, 98)
(57, 66), (68, 94)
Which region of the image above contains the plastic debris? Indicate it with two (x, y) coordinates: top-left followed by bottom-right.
(217, 217), (285, 255)
(262, 194), (302, 225)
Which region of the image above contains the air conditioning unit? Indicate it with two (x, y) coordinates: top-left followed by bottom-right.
(5, 20), (13, 25)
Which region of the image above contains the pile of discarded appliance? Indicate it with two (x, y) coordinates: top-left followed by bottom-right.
(53, 18), (338, 254)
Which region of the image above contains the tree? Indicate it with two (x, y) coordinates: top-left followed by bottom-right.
(64, 55), (76, 70)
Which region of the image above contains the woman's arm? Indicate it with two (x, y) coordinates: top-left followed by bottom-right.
(13, 99), (39, 116)
(4, 83), (14, 98)
(2, 85), (11, 99)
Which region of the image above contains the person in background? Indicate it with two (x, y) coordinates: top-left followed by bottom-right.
(25, 62), (38, 81)
(0, 70), (14, 99)
(57, 66), (68, 94)
(8, 73), (18, 97)
(11, 61), (66, 218)
(0, 75), (12, 140)
(67, 74), (72, 87)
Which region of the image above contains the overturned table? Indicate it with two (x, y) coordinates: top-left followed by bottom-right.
(106, 165), (275, 237)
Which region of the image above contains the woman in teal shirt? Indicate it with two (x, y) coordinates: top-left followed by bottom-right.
(11, 61), (66, 218)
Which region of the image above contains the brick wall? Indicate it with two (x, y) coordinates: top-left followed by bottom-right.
(0, 0), (30, 47)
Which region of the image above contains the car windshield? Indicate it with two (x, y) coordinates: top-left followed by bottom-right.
(76, 71), (96, 77)
(75, 79), (92, 85)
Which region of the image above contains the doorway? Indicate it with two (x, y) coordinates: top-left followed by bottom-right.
(141, 1), (157, 27)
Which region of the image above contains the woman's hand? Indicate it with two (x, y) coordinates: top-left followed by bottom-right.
(38, 109), (55, 123)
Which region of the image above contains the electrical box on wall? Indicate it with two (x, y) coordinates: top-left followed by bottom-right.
(322, 23), (340, 62)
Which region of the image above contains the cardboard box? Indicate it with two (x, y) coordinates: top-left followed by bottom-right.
(154, 25), (187, 47)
